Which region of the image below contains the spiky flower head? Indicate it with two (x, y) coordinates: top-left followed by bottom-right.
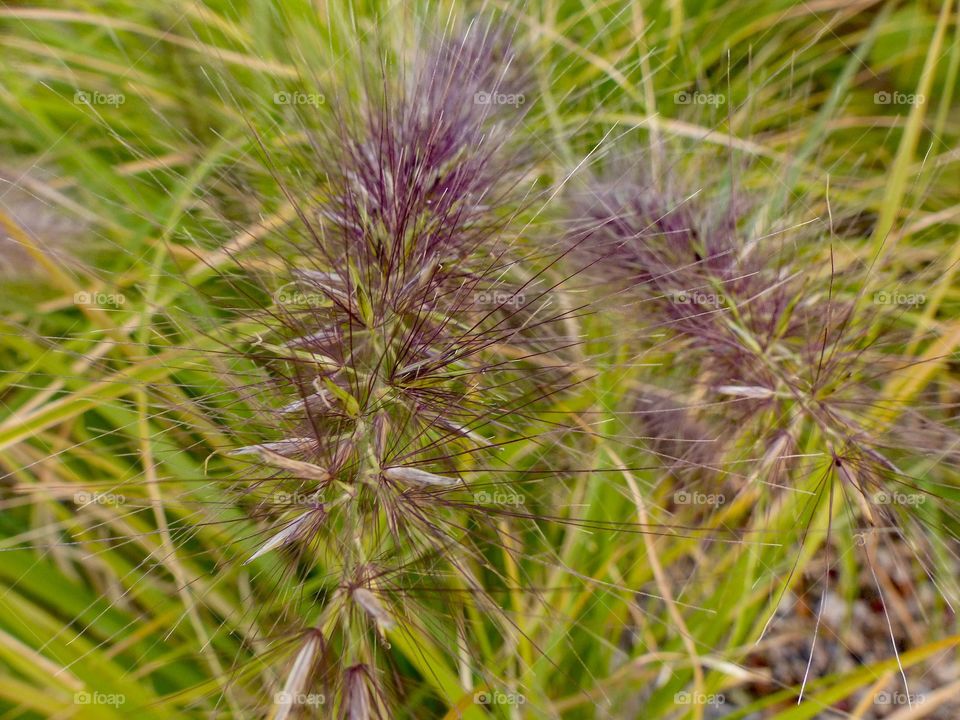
(568, 163), (960, 610)
(209, 17), (586, 716)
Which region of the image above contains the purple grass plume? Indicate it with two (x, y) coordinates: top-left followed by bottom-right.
(567, 163), (960, 636)
(213, 17), (587, 718)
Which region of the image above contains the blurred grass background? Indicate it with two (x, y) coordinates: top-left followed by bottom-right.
(0, 0), (959, 717)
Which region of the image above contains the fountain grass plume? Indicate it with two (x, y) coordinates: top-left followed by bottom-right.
(209, 16), (594, 718)
(567, 162), (960, 614)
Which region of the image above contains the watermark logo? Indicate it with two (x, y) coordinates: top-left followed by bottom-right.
(876, 691), (925, 705)
(474, 490), (525, 506)
(873, 491), (925, 507)
(275, 283), (324, 306)
(74, 291), (126, 307)
(74, 691), (125, 707)
(874, 91), (924, 106)
(873, 290), (924, 306)
(474, 691), (526, 706)
(675, 91), (725, 106)
(274, 691), (325, 706)
(473, 91), (525, 107)
(675, 691), (725, 707)
(74, 90), (125, 106)
(273, 91), (325, 107)
(476, 291), (526, 307)
(674, 491), (725, 506)
(273, 491), (313, 505)
(75, 491), (125, 507)
(670, 289), (724, 307)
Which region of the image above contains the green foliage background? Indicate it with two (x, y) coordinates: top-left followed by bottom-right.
(0, 0), (958, 717)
